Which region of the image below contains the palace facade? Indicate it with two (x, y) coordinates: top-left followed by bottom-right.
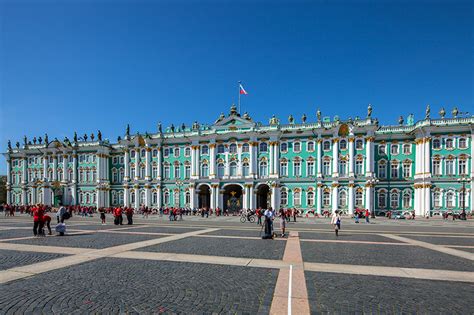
(4, 105), (473, 216)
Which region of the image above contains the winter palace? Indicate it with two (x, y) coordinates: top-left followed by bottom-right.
(4, 104), (473, 216)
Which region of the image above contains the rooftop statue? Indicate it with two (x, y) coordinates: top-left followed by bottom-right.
(367, 104), (372, 117)
(439, 107), (446, 119)
(158, 122), (162, 133)
(316, 109), (321, 122)
(38, 136), (43, 144)
(269, 115), (279, 125)
(23, 136), (27, 146)
(398, 116), (404, 125)
(170, 124), (175, 132)
(216, 112), (225, 123)
(117, 136), (122, 142)
(406, 114), (414, 126)
(181, 123), (186, 131)
(44, 133), (49, 145)
(126, 124), (130, 136)
(288, 114), (294, 124)
(97, 130), (102, 141)
(64, 137), (71, 146)
(452, 107), (458, 118)
(33, 137), (37, 144)
(74, 132), (78, 142)
(425, 104), (430, 119)
(7, 140), (12, 150)
(229, 104), (239, 116)
(192, 121), (199, 130)
(301, 113), (307, 123)
(243, 112), (251, 120)
(83, 133), (88, 141)
(90, 133), (95, 141)
(16, 141), (20, 149)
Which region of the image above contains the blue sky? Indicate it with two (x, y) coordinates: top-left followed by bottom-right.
(1, 0), (473, 174)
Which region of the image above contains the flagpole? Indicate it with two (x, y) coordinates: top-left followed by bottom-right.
(238, 81), (241, 114)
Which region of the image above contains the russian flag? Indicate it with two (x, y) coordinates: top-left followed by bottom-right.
(239, 83), (248, 95)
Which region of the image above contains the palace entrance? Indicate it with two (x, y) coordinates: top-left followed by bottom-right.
(197, 185), (211, 209)
(223, 184), (243, 214)
(256, 184), (270, 209)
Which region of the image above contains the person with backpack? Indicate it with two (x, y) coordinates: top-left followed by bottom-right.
(126, 207), (134, 225)
(331, 210), (341, 237)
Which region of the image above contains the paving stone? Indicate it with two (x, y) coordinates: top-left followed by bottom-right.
(305, 271), (473, 314)
(299, 232), (404, 243)
(453, 247), (474, 254)
(65, 223), (149, 231)
(0, 229), (39, 240)
(5, 232), (165, 249)
(0, 249), (69, 271)
(0, 258), (278, 314)
(403, 235), (474, 246)
(126, 226), (203, 234)
(136, 236), (286, 260)
(301, 242), (473, 271)
(204, 228), (266, 238)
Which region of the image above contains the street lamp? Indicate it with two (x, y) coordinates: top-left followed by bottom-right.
(457, 177), (469, 220)
(367, 178), (379, 218)
(176, 180), (184, 207)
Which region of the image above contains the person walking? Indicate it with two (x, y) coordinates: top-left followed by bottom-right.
(126, 207), (134, 225)
(365, 209), (370, 223)
(331, 210), (341, 236)
(279, 208), (286, 237)
(99, 208), (106, 225)
(32, 205), (42, 236)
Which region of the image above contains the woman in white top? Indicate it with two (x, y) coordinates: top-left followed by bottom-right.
(330, 211), (341, 236)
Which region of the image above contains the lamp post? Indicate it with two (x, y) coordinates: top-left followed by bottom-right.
(367, 178), (379, 218)
(457, 177), (469, 220)
(176, 180), (183, 207)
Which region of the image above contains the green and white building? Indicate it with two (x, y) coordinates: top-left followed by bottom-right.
(4, 105), (473, 216)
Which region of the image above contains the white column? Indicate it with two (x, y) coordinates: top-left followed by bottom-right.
(250, 142), (257, 178)
(124, 150), (130, 180)
(348, 184), (354, 215)
(189, 186), (195, 209)
(135, 188), (140, 209)
(145, 187), (151, 207)
(349, 138), (355, 176)
(145, 148), (151, 180)
(332, 139), (339, 176)
(21, 187), (27, 205)
(365, 185), (373, 213)
(52, 155), (58, 181)
(365, 137), (374, 176)
(124, 187), (130, 207)
(43, 155), (48, 179)
(271, 185), (279, 210)
(32, 187), (37, 204)
(274, 142), (279, 175)
(6, 157), (11, 204)
(237, 144), (243, 176)
(225, 150), (230, 177)
(316, 184), (322, 214)
(157, 148), (162, 179)
(195, 146), (200, 179)
(96, 154), (101, 183)
(210, 185), (216, 210)
(218, 189), (224, 210)
(157, 186), (162, 208)
(62, 154), (68, 182)
(331, 185), (338, 212)
(249, 185), (254, 209)
(191, 146), (196, 177)
(471, 133), (474, 212)
(242, 185), (248, 209)
(72, 152), (78, 183)
(317, 140), (322, 177)
(135, 149), (140, 180)
(210, 144), (216, 178)
(22, 157), (27, 184)
(269, 143), (274, 175)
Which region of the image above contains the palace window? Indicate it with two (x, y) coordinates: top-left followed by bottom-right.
(294, 161), (301, 177)
(217, 144), (225, 154)
(59, 156), (64, 163)
(201, 163), (209, 177)
(391, 163), (399, 178)
(280, 142), (288, 152)
(174, 148), (180, 157)
(338, 160), (347, 176)
(163, 165), (170, 179)
(390, 191), (399, 208)
(432, 160), (441, 176)
(293, 191), (301, 206)
(140, 166), (146, 178)
(201, 145), (209, 155)
(355, 160), (363, 175)
(307, 191), (315, 207)
(152, 166), (158, 179)
(92, 170), (96, 182)
(323, 141), (331, 151)
(338, 190), (347, 207)
(391, 144), (399, 155)
(459, 159), (467, 175)
(230, 161), (238, 176)
(403, 191), (411, 209)
(280, 189), (288, 205)
(378, 191), (387, 208)
(403, 162), (411, 178)
(432, 139), (441, 150)
(185, 165), (191, 179)
(242, 162), (249, 177)
(446, 192), (454, 208)
(119, 168), (124, 182)
(339, 140), (347, 150)
(322, 160), (331, 176)
(113, 157), (118, 164)
(446, 159), (455, 176)
(307, 141), (315, 152)
(217, 163), (225, 178)
(323, 191), (331, 207)
(229, 143), (237, 154)
(164, 190), (170, 205)
(130, 191), (135, 204)
(459, 138), (467, 149)
(378, 145), (386, 155)
(152, 191), (158, 205)
(242, 143), (249, 153)
(84, 170), (90, 182)
(112, 192), (118, 205)
(130, 167), (136, 178)
(259, 142), (268, 152)
(173, 190), (180, 206)
(378, 162), (386, 178)
(140, 191), (146, 205)
(403, 144), (411, 154)
(185, 147), (191, 157)
(152, 149), (158, 157)
(259, 161), (268, 177)
(355, 190), (363, 207)
(293, 142), (301, 152)
(355, 139), (363, 150)
(307, 161), (315, 176)
(141, 150), (146, 158)
(120, 156), (124, 164)
(185, 191), (191, 206)
(131, 151), (136, 158)
(163, 148), (169, 157)
(433, 191), (441, 208)
(174, 165), (180, 179)
(112, 169), (118, 183)
(446, 138), (454, 149)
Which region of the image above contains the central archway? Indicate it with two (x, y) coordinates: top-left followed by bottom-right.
(223, 184), (243, 214)
(197, 185), (211, 209)
(256, 184), (270, 209)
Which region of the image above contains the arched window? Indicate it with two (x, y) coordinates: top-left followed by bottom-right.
(323, 141), (331, 151)
(229, 143), (237, 153)
(322, 159), (331, 176)
(174, 190), (180, 206)
(141, 149), (146, 158)
(242, 143), (250, 153)
(119, 192), (124, 205)
(140, 191), (146, 205)
(355, 159), (364, 175)
(390, 191), (399, 208)
(185, 164), (191, 179)
(458, 159), (467, 175)
(217, 144), (225, 153)
(378, 144), (386, 155)
(339, 160), (347, 176)
(293, 190), (301, 206)
(446, 159), (455, 176)
(459, 138), (467, 149)
(280, 160), (288, 176)
(152, 191), (158, 205)
(378, 191), (387, 208)
(338, 190), (347, 207)
(112, 191), (118, 205)
(391, 144), (399, 155)
(281, 189), (288, 205)
(307, 141), (315, 151)
(130, 191), (135, 204)
(229, 161), (237, 176)
(174, 164), (180, 179)
(433, 191), (441, 208)
(307, 191), (314, 207)
(259, 161), (268, 177)
(403, 144), (411, 154)
(185, 191), (191, 205)
(163, 164), (170, 179)
(164, 190), (170, 205)
(112, 169), (118, 183)
(445, 138), (454, 149)
(446, 191), (454, 208)
(217, 163), (225, 178)
(131, 150), (136, 158)
(201, 163), (209, 177)
(339, 140), (347, 150)
(152, 149), (158, 157)
(119, 168), (124, 182)
(391, 162), (399, 178)
(185, 147), (191, 156)
(259, 142), (268, 152)
(355, 190), (363, 207)
(140, 165), (146, 178)
(242, 162), (249, 177)
(293, 142), (301, 152)
(152, 165), (158, 179)
(174, 147), (180, 157)
(293, 160), (301, 176)
(403, 191), (411, 209)
(201, 145), (209, 155)
(322, 190), (331, 207)
(280, 143), (288, 152)
(355, 139), (363, 150)
(378, 161), (387, 178)
(432, 139), (441, 149)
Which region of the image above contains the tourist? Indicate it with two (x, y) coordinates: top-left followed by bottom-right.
(354, 208), (360, 223)
(33, 205), (44, 236)
(365, 209), (370, 223)
(99, 208), (106, 225)
(114, 207), (123, 225)
(42, 212), (52, 235)
(331, 210), (341, 237)
(57, 205), (68, 224)
(126, 207), (134, 225)
(292, 208), (298, 222)
(262, 207), (274, 239)
(256, 208), (262, 225)
(279, 208), (286, 237)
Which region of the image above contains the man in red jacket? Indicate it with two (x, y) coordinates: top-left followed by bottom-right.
(41, 213), (52, 235)
(33, 205), (44, 236)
